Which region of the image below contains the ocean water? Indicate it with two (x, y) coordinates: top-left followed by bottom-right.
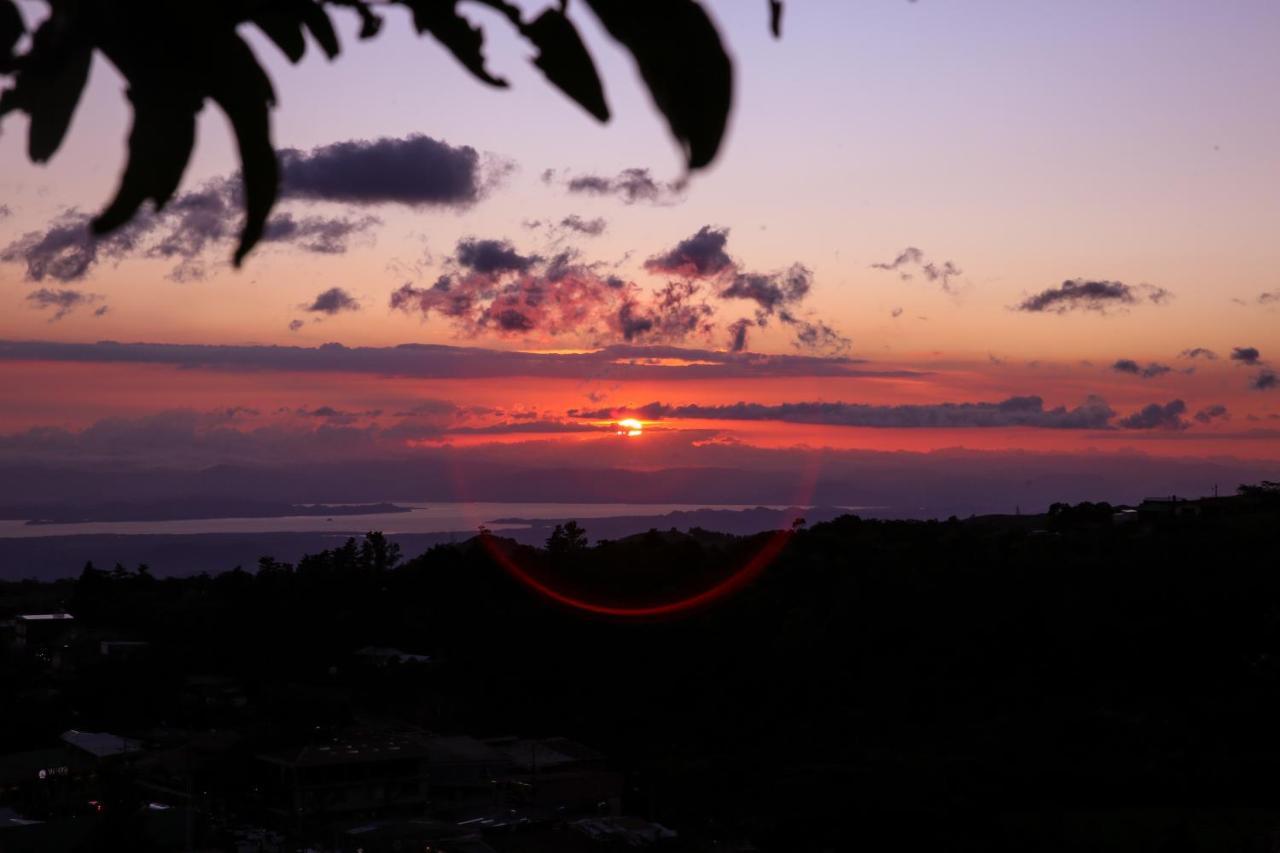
(0, 502), (808, 539)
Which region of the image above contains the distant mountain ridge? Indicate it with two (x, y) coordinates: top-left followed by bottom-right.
(2, 499), (409, 525)
(1, 451), (1275, 519)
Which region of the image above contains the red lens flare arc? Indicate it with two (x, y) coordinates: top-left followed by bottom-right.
(437, 438), (824, 619)
(478, 527), (795, 618)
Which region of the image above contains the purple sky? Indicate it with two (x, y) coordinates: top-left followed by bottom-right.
(0, 1), (1277, 504)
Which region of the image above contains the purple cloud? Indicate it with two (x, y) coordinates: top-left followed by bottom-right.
(1017, 279), (1171, 314)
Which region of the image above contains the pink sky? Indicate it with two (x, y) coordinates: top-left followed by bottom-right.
(1, 1), (1277, 477)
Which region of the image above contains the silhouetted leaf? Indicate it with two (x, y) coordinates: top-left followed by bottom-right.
(583, 0), (731, 169)
(0, 11), (92, 163)
(0, 0), (22, 72)
(253, 0), (341, 62)
(2, 0), (756, 267)
(298, 2), (340, 59)
(521, 8), (608, 122)
(403, 0), (507, 87)
(252, 8), (308, 63)
(331, 0), (383, 39)
(769, 1), (783, 38)
(205, 35), (279, 265)
(92, 87), (199, 235)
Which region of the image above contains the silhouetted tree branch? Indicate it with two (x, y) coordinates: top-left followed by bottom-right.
(0, 1), (781, 265)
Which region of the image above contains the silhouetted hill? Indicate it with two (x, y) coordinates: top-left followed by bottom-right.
(2, 489), (1279, 849)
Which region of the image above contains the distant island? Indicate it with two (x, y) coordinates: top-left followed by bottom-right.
(487, 505), (857, 540)
(6, 499), (411, 525)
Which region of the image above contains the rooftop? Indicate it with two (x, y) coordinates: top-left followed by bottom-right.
(260, 728), (433, 767)
(423, 735), (508, 766)
(61, 730), (143, 759)
(487, 736), (604, 771)
(355, 645), (432, 663)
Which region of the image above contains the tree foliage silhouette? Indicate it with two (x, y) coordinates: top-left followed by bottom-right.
(546, 519), (588, 555)
(0, 1), (780, 265)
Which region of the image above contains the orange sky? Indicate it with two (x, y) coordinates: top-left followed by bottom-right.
(1, 3), (1277, 471)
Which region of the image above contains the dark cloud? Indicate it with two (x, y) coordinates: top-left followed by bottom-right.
(636, 228), (842, 352)
(652, 281), (713, 336)
(0, 409), (397, 466)
(1, 182), (380, 283)
(0, 409), (620, 468)
(1111, 359), (1172, 378)
(559, 215), (607, 236)
(262, 213), (381, 255)
(779, 312), (851, 356)
(1016, 279), (1172, 313)
(1, 132), (496, 283)
(0, 339), (907, 381)
(278, 135), (492, 207)
(721, 264), (812, 313)
(613, 303), (650, 342)
(1194, 404), (1229, 424)
(288, 319), (305, 332)
(390, 275), (475, 321)
(871, 247), (924, 272)
(494, 308), (535, 332)
(132, 179), (365, 281)
(543, 249), (578, 283)
(1093, 427), (1280, 442)
(0, 210), (146, 282)
(572, 395), (1118, 430)
(6, 417), (1277, 514)
(715, 262), (844, 354)
(139, 182), (238, 279)
(1231, 346), (1262, 365)
(636, 225), (837, 352)
(455, 238), (539, 275)
(1115, 400), (1188, 431)
(304, 287), (360, 315)
(1252, 369), (1278, 391)
(0, 204), (11, 219)
(394, 400), (461, 418)
(1179, 347), (1217, 360)
(1257, 291), (1279, 306)
(890, 307), (904, 318)
(392, 233), (746, 348)
(392, 250), (625, 339)
(550, 167), (683, 205)
(25, 288), (106, 321)
(613, 281), (714, 343)
(291, 405), (382, 425)
(445, 421), (610, 436)
(870, 247), (963, 292)
(384, 225), (844, 353)
(644, 226), (734, 277)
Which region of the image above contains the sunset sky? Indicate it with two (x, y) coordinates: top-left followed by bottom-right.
(1, 0), (1278, 492)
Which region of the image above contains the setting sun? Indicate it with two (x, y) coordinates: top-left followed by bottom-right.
(617, 418), (644, 436)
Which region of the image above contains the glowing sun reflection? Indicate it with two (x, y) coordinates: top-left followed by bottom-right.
(616, 418), (644, 436)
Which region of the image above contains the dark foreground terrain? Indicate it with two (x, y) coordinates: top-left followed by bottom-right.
(0, 506), (854, 580)
(2, 486), (1279, 851)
